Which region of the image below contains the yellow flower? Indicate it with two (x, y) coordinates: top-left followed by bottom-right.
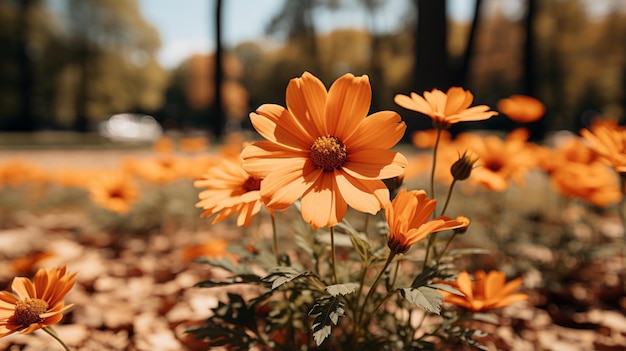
(242, 72), (407, 229)
(87, 170), (139, 214)
(497, 94), (545, 123)
(195, 156), (265, 227)
(385, 189), (469, 254)
(394, 87), (498, 129)
(439, 270), (527, 312)
(0, 266), (76, 337)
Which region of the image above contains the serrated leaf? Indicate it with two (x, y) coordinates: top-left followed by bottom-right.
(401, 286), (444, 314)
(262, 266), (311, 290)
(325, 283), (359, 297)
(309, 296), (346, 346)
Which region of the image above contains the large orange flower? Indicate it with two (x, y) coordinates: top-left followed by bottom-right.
(241, 72), (407, 229)
(394, 87), (498, 129)
(195, 156), (265, 227)
(580, 120), (626, 173)
(385, 189), (469, 254)
(0, 266), (76, 336)
(439, 270), (527, 312)
(497, 94), (545, 123)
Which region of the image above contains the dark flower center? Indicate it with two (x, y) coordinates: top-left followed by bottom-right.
(14, 298), (48, 327)
(242, 176), (261, 192)
(310, 135), (348, 172)
(484, 159), (503, 173)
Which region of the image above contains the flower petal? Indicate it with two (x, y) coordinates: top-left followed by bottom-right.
(260, 159), (321, 210)
(335, 171), (389, 214)
(285, 72), (327, 137)
(241, 141), (309, 179)
(11, 277), (36, 300)
(343, 150), (407, 180)
(344, 111), (406, 150)
(250, 106), (315, 150)
(300, 173), (347, 228)
(326, 73), (371, 138)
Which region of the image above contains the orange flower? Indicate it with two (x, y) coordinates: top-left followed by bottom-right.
(179, 136), (209, 153)
(87, 170), (139, 214)
(195, 156), (266, 227)
(11, 252), (56, 274)
(0, 266), (76, 337)
(497, 94), (545, 123)
(550, 161), (621, 207)
(439, 270), (527, 312)
(394, 87), (498, 129)
(182, 239), (234, 261)
(385, 189), (469, 254)
(454, 130), (537, 191)
(580, 121), (626, 173)
(241, 72), (407, 229)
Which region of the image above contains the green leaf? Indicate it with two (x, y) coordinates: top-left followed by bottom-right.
(325, 283), (359, 297)
(309, 296), (346, 346)
(347, 229), (371, 262)
(400, 286), (444, 314)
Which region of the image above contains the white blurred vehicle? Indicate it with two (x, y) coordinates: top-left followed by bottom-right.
(99, 113), (163, 142)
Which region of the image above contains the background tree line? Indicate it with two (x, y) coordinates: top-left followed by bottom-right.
(1, 0), (625, 139)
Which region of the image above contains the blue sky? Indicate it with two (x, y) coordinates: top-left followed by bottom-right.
(139, 0), (476, 69)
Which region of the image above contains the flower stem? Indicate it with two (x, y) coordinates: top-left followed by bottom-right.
(357, 252), (396, 331)
(271, 214), (279, 265)
(440, 179), (457, 217)
(429, 128), (443, 201)
(330, 226), (339, 284)
(43, 326), (70, 351)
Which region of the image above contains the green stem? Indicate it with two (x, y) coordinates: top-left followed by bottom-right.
(422, 234), (435, 270)
(429, 128), (443, 201)
(440, 179), (457, 217)
(42, 326), (70, 351)
(271, 214), (279, 265)
(357, 252), (396, 331)
(330, 226), (339, 284)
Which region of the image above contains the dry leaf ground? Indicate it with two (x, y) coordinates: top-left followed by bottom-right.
(0, 148), (625, 351)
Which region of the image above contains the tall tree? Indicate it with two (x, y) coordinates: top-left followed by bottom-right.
(412, 0), (448, 93)
(452, 0), (483, 87)
(212, 0), (225, 139)
(16, 0), (37, 131)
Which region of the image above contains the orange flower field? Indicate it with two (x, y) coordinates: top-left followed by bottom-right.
(0, 72), (625, 350)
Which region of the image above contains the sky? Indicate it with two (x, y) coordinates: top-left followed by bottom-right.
(139, 0), (480, 69)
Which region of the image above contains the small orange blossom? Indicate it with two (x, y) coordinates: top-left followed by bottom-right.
(439, 270), (527, 312)
(497, 94), (545, 123)
(385, 189), (469, 254)
(394, 87), (498, 129)
(0, 266), (76, 337)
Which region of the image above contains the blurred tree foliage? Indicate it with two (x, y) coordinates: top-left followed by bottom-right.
(1, 0), (624, 135)
(0, 0), (168, 131)
(229, 0), (626, 135)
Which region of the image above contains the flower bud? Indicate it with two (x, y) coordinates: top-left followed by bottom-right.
(450, 151), (479, 181)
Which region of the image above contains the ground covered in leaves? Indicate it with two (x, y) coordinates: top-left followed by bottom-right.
(0, 148), (625, 351)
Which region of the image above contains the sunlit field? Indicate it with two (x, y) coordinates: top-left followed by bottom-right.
(0, 78), (625, 350)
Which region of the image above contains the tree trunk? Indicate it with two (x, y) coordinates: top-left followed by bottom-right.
(211, 0), (225, 139)
(452, 0), (482, 87)
(16, 0), (36, 131)
(412, 0), (448, 93)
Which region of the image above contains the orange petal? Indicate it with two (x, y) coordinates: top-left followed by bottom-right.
(285, 72), (327, 137)
(261, 159), (320, 210)
(343, 150), (407, 180)
(11, 277), (36, 299)
(335, 171), (389, 214)
(241, 141), (309, 178)
(301, 173), (348, 228)
(250, 107), (315, 150)
(344, 111), (406, 150)
(326, 73), (371, 138)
